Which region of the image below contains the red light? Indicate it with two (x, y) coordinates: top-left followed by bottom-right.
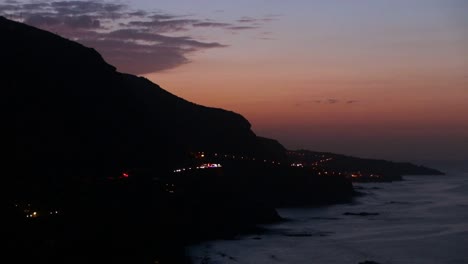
(119, 172), (129, 179)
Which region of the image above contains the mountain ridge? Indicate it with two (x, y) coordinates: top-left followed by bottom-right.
(4, 16), (285, 179)
(6, 15), (443, 179)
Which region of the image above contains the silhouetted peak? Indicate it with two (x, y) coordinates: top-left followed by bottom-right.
(6, 16), (286, 175)
(1, 16), (116, 74)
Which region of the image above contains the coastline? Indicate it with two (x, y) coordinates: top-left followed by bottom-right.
(187, 173), (468, 264)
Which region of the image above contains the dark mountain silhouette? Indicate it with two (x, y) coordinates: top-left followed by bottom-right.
(5, 16), (442, 263)
(5, 14), (442, 183)
(4, 16), (285, 181)
(4, 16), (292, 263)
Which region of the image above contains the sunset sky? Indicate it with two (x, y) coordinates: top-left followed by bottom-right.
(3, 0), (467, 162)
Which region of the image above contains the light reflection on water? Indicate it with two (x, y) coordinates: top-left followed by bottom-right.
(189, 173), (468, 264)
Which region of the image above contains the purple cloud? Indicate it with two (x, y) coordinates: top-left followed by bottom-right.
(227, 26), (258, 30)
(125, 19), (198, 32)
(24, 14), (61, 27)
(237, 17), (256, 23)
(193, 22), (231, 28)
(3, 0), (274, 74)
(22, 3), (47, 10)
(0, 4), (18, 11)
(66, 15), (100, 28)
(80, 38), (190, 74)
(50, 1), (125, 15)
(107, 29), (227, 49)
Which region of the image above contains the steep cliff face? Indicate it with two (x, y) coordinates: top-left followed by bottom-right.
(4, 16), (285, 175)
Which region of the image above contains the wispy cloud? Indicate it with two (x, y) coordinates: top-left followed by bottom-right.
(294, 98), (360, 106)
(25, 14), (101, 29)
(227, 26), (258, 30)
(237, 15), (280, 23)
(237, 16), (257, 23)
(192, 22), (231, 28)
(1, 0), (276, 74)
(124, 19), (198, 32)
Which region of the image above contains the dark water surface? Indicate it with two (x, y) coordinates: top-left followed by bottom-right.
(189, 172), (468, 264)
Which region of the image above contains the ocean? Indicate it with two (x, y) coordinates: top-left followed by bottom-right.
(189, 170), (468, 264)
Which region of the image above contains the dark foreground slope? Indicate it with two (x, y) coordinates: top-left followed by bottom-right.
(6, 17), (353, 264)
